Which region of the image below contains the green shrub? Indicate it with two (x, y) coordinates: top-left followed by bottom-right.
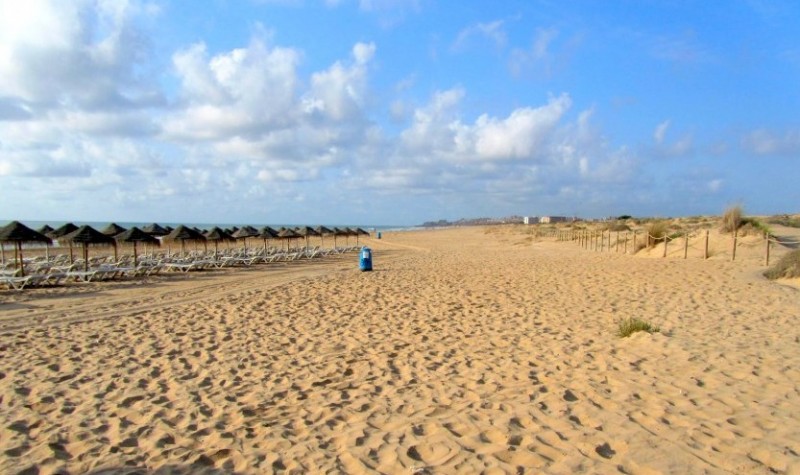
(617, 318), (660, 338)
(764, 250), (800, 280)
(766, 215), (800, 229)
(607, 222), (631, 232)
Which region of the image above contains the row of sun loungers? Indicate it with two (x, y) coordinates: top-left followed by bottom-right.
(1, 245), (363, 290)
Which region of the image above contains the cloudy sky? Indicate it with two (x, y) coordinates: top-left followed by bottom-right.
(1, 0), (798, 226)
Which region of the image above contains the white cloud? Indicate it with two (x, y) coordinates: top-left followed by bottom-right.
(473, 95), (571, 160)
(165, 37), (302, 140)
(0, 0), (161, 109)
(707, 179), (723, 192)
(509, 27), (560, 77)
(400, 90), (571, 162)
(304, 42), (375, 121)
(741, 128), (800, 156)
(452, 20), (507, 51)
(654, 120), (670, 144)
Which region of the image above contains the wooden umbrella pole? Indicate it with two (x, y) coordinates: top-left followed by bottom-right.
(84, 243), (89, 272)
(69, 242), (74, 264)
(18, 242), (25, 277)
(133, 242), (139, 267)
(1, 242), (5, 265)
(114, 243), (118, 262)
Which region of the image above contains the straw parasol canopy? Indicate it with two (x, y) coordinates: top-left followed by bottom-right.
(277, 227), (300, 252)
(36, 224), (56, 259)
(231, 225), (258, 254)
(295, 226), (320, 250)
(62, 225), (116, 272)
(37, 224), (54, 235)
(257, 226), (279, 255)
(0, 221), (53, 277)
(314, 226), (334, 248)
(115, 226), (159, 267)
(354, 227), (370, 246)
(101, 222), (128, 236)
(332, 227), (352, 248)
(204, 227), (235, 259)
(47, 222), (80, 263)
(142, 223), (169, 236)
(164, 225), (206, 256)
(48, 222), (79, 239)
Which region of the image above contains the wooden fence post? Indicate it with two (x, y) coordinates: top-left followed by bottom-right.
(683, 233), (688, 259)
(624, 232), (628, 254)
(662, 234), (668, 258)
(732, 229), (738, 262)
(600, 231), (604, 252)
(615, 231), (619, 252)
(765, 233), (771, 266)
(704, 230), (709, 259)
(633, 231), (637, 254)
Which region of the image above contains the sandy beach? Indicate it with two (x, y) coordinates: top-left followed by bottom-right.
(2, 226), (800, 474)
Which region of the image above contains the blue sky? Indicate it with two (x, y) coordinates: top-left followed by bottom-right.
(0, 0), (798, 226)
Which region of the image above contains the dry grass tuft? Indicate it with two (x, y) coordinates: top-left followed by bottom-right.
(764, 250), (800, 280)
(617, 318), (660, 338)
(645, 221), (669, 248)
(607, 222), (631, 232)
(721, 206), (743, 233)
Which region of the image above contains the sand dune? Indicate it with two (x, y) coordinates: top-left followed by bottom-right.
(2, 226), (799, 474)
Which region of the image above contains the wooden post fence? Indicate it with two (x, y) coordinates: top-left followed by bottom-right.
(662, 234), (668, 258)
(683, 233), (688, 259)
(633, 231), (637, 254)
(732, 229), (738, 262)
(704, 230), (709, 259)
(765, 233), (771, 266)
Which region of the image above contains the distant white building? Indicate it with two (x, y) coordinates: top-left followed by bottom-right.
(539, 216), (571, 224)
(523, 216), (539, 225)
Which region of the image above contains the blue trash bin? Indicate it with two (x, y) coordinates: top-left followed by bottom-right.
(359, 247), (373, 271)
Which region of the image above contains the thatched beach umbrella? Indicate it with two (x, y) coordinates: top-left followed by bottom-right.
(0, 221), (52, 277)
(314, 226), (334, 248)
(48, 222), (79, 263)
(333, 227), (351, 248)
(205, 227), (235, 259)
(115, 227), (159, 267)
(164, 225), (206, 257)
(62, 225), (116, 272)
(295, 226), (320, 251)
(354, 227), (370, 246)
(142, 223), (169, 237)
(277, 227), (300, 252)
(101, 223), (127, 236)
(258, 226), (279, 255)
(37, 225), (55, 259)
(232, 226), (258, 254)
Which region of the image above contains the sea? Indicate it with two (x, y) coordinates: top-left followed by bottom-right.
(0, 219), (417, 234)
